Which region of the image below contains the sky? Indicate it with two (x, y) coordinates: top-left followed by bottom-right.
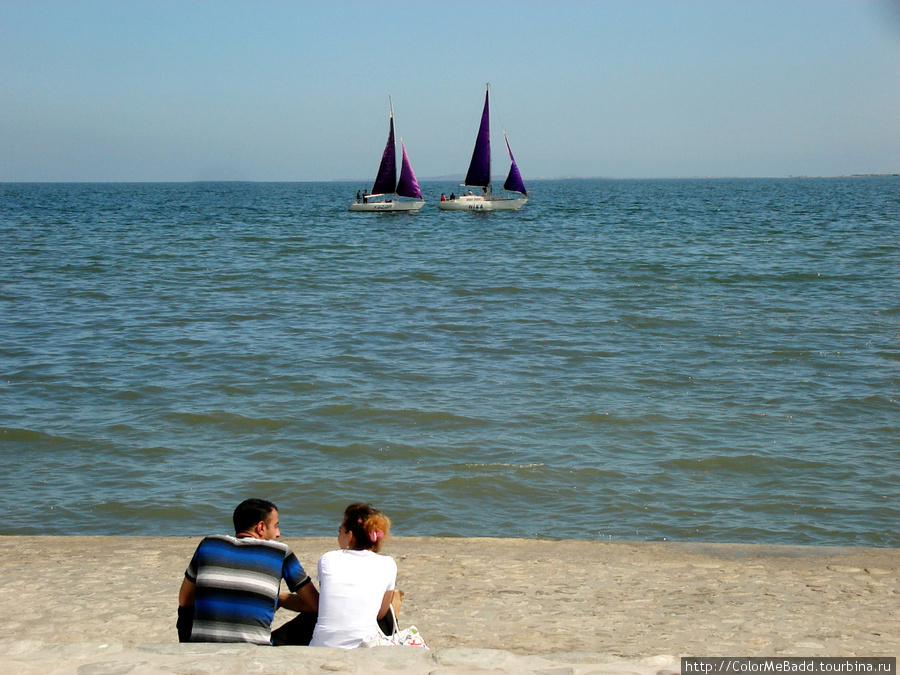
(2, 0), (899, 182)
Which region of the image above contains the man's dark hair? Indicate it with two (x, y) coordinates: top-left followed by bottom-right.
(233, 498), (277, 534)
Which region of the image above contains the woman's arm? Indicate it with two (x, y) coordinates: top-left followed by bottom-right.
(376, 589), (393, 620)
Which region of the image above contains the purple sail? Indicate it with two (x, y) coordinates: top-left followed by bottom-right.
(396, 140), (423, 199)
(371, 114), (397, 196)
(502, 133), (527, 195)
(464, 88), (491, 188)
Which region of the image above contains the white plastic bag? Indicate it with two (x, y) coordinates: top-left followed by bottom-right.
(362, 606), (428, 649)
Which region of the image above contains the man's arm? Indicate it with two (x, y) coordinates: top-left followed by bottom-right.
(179, 577), (195, 607)
(278, 581), (319, 614)
(177, 577), (196, 643)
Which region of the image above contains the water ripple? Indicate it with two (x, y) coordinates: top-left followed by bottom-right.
(1, 179), (898, 545)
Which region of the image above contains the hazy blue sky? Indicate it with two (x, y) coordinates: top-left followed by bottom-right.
(2, 1), (899, 181)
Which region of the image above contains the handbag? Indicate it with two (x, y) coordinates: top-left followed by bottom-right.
(362, 605), (428, 649)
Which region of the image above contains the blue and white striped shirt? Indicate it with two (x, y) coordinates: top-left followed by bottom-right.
(185, 535), (310, 645)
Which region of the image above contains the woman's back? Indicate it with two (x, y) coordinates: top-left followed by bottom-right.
(310, 548), (397, 649)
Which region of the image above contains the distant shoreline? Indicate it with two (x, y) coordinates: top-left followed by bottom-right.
(2, 174), (898, 185)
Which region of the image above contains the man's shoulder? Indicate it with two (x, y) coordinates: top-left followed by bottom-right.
(195, 534), (239, 550)
(197, 535), (293, 555)
(199, 534), (237, 544)
(246, 537), (293, 556)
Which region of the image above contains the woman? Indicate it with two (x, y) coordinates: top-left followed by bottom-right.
(310, 503), (397, 649)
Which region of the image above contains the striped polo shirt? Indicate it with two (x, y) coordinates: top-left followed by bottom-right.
(185, 534), (310, 645)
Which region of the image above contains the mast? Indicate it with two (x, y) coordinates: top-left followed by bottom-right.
(371, 96), (397, 196)
(464, 84), (492, 189)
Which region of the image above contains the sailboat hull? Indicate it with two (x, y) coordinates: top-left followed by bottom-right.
(437, 194), (528, 211)
(349, 199), (425, 212)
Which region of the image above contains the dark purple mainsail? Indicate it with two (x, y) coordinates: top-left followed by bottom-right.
(464, 88), (492, 188)
(502, 133), (527, 195)
(396, 140), (423, 199)
(371, 114), (397, 196)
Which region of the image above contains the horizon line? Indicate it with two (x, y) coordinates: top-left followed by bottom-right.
(2, 174), (898, 185)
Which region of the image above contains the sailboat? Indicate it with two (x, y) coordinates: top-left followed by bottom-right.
(349, 97), (425, 212)
(438, 84), (528, 211)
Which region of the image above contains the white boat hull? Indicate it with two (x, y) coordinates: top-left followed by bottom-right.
(437, 194), (528, 211)
(349, 200), (425, 212)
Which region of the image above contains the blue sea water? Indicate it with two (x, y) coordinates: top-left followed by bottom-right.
(1, 178), (898, 546)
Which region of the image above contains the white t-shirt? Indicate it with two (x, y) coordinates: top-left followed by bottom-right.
(310, 548), (397, 649)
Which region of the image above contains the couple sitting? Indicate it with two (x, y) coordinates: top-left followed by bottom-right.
(177, 498), (398, 648)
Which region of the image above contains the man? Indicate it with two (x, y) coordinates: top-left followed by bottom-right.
(177, 498), (319, 645)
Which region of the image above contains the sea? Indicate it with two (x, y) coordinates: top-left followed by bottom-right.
(1, 178), (897, 547)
